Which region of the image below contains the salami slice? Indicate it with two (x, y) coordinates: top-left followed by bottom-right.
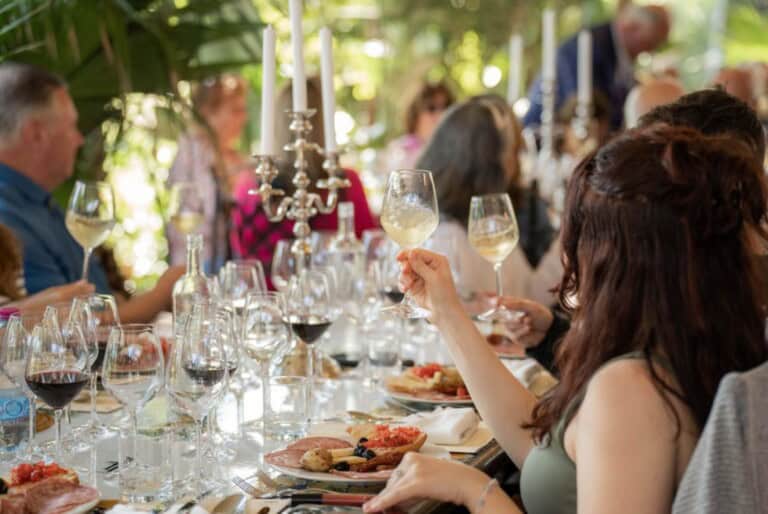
(22, 479), (98, 514)
(0, 494), (27, 514)
(34, 486), (99, 514)
(264, 449), (306, 469)
(285, 437), (351, 451)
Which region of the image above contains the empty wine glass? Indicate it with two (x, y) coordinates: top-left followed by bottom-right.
(379, 169), (439, 318)
(467, 193), (522, 321)
(102, 324), (164, 500)
(241, 292), (288, 430)
(285, 270), (334, 421)
(66, 180), (116, 280)
(219, 260), (268, 321)
(0, 315), (43, 463)
(168, 182), (205, 235)
(166, 302), (229, 491)
(271, 239), (294, 292)
(75, 294), (120, 438)
(24, 307), (90, 462)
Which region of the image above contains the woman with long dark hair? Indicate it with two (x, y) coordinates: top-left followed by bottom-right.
(419, 95), (560, 304)
(363, 125), (768, 514)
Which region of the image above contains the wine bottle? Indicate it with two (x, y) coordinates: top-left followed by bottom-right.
(172, 234), (211, 337)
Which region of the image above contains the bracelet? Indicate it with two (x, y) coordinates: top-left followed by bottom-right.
(475, 477), (498, 513)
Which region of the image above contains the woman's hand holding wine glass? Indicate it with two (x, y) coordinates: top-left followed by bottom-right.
(66, 180), (116, 280)
(379, 169), (439, 319)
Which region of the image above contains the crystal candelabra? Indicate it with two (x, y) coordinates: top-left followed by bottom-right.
(538, 75), (556, 161)
(252, 109), (350, 271)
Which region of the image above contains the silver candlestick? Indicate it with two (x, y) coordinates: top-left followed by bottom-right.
(539, 75), (556, 160)
(252, 109), (350, 272)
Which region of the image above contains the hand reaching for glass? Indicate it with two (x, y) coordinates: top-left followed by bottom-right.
(395, 249), (462, 323)
(487, 296), (554, 348)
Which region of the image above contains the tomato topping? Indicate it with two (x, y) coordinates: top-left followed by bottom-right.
(412, 363), (443, 379)
(9, 461), (67, 486)
(456, 386), (469, 398)
(363, 425), (422, 448)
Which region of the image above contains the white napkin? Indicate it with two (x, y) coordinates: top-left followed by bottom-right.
(503, 358), (558, 397)
(402, 407), (479, 445)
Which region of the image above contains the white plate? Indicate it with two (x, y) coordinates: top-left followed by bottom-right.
(61, 498), (99, 514)
(269, 443), (451, 484)
(386, 389), (474, 406)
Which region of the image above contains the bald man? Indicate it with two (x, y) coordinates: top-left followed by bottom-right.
(624, 77), (685, 128)
(713, 67), (756, 109)
(524, 4), (671, 130)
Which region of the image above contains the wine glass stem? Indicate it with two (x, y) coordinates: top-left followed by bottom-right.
(306, 342), (314, 423)
(130, 410), (139, 469)
(260, 364), (270, 427)
(26, 395), (36, 459)
(194, 420), (204, 486)
(89, 374), (98, 428)
(494, 263), (504, 298)
(54, 409), (63, 462)
(82, 247), (93, 280)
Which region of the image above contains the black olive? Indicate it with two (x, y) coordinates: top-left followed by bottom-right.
(358, 437), (368, 443)
(0, 477), (7, 495)
(353, 445), (366, 457)
(363, 449), (376, 459)
(333, 461), (350, 471)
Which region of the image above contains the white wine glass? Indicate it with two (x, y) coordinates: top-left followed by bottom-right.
(468, 193), (522, 321)
(66, 180), (116, 280)
(168, 182), (205, 235)
(379, 169), (439, 319)
(271, 239), (294, 292)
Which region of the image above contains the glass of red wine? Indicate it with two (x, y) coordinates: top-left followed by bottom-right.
(285, 269), (334, 422)
(102, 324), (164, 501)
(24, 306), (91, 463)
(74, 294), (120, 439)
(166, 301), (229, 492)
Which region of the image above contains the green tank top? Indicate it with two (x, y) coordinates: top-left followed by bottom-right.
(520, 352), (663, 514)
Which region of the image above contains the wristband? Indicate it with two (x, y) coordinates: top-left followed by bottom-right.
(476, 477), (498, 512)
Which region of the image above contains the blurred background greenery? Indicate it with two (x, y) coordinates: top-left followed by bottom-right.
(0, 0), (766, 290)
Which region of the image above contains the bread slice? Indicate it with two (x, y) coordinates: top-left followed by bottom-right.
(348, 432), (427, 472)
(5, 468), (78, 495)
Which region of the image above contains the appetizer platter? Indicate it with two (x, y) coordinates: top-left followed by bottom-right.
(265, 424), (448, 483)
(0, 462), (100, 514)
(384, 363), (473, 405)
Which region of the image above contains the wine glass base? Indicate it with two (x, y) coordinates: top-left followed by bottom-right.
(476, 307), (525, 323)
(380, 302), (431, 320)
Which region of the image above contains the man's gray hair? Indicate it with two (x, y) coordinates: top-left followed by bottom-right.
(0, 62), (65, 143)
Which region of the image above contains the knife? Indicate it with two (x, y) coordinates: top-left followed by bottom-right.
(248, 493), (375, 512)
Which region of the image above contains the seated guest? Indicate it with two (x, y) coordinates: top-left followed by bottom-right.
(231, 77), (376, 281)
(0, 62), (182, 323)
(168, 74), (250, 273)
(712, 67), (756, 110)
(558, 91), (612, 158)
(504, 87), (768, 370)
(0, 222), (93, 311)
(623, 76), (685, 128)
(418, 95), (561, 304)
(364, 125), (768, 513)
(383, 81), (455, 171)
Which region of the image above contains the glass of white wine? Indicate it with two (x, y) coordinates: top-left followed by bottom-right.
(66, 180), (116, 280)
(468, 193), (522, 321)
(169, 182), (204, 235)
(379, 169), (439, 319)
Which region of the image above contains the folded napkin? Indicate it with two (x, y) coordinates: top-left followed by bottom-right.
(402, 406), (479, 445)
(503, 358), (558, 397)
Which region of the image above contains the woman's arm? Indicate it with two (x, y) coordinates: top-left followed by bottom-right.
(574, 359), (685, 513)
(399, 249), (538, 467)
(116, 266), (184, 324)
(362, 454), (522, 514)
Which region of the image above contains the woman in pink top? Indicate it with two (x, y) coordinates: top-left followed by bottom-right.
(230, 78), (376, 283)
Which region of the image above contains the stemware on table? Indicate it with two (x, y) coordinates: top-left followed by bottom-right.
(166, 302), (229, 492)
(379, 169), (439, 319)
(65, 180), (116, 280)
(102, 324), (165, 501)
(467, 193), (522, 321)
(24, 307), (90, 463)
(271, 239), (294, 293)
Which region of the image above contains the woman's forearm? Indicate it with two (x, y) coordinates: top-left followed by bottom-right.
(434, 303), (537, 468)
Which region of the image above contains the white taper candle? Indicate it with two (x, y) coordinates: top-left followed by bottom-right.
(260, 25), (276, 155)
(542, 8), (556, 82)
(507, 33), (523, 104)
(289, 0), (307, 111)
(577, 29), (593, 105)
(319, 27), (337, 153)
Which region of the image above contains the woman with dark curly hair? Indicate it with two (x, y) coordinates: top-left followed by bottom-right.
(362, 125), (768, 514)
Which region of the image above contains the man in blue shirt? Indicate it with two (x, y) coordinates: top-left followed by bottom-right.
(523, 5), (670, 131)
(0, 62), (182, 322)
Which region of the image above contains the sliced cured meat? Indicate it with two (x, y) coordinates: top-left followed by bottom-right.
(0, 494), (26, 514)
(264, 449), (306, 469)
(329, 468), (393, 480)
(22, 478), (96, 514)
(285, 437), (351, 451)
